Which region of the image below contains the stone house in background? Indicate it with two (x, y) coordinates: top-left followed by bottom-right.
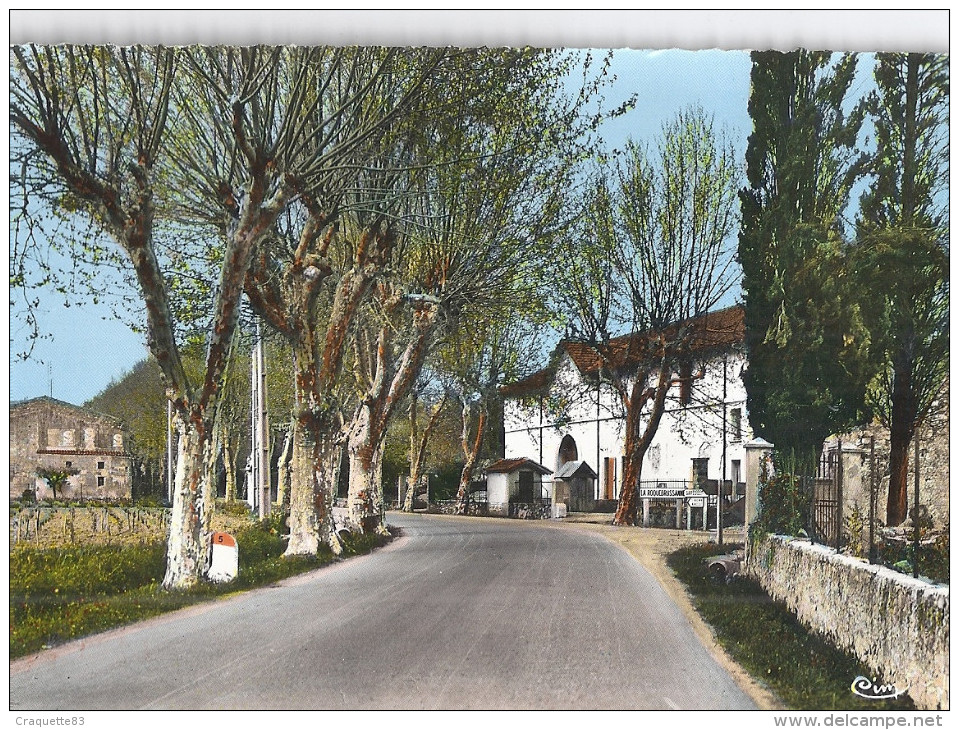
(9, 396), (133, 501)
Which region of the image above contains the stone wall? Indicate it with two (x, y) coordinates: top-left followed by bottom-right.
(747, 534), (949, 710)
(434, 500), (489, 517)
(838, 379), (949, 530)
(508, 501), (553, 519)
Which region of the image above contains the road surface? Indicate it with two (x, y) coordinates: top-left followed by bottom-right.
(10, 513), (755, 710)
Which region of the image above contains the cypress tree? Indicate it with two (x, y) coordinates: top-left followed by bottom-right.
(738, 50), (871, 465)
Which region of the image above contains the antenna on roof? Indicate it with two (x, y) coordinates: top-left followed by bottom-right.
(48, 363), (53, 398)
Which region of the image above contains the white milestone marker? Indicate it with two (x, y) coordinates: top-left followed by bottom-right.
(209, 531), (238, 583)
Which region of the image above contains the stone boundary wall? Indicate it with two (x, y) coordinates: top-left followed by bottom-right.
(508, 501), (552, 519)
(747, 534), (949, 710)
(434, 500), (489, 517)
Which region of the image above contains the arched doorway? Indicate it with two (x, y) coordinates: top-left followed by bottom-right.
(555, 434), (595, 512)
(558, 434), (578, 468)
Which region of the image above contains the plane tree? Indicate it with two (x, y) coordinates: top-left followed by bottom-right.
(444, 314), (550, 513)
(163, 45), (453, 556)
(337, 48), (619, 533)
(9, 45), (259, 589)
(554, 108), (741, 526)
(9, 45), (442, 583)
(401, 373), (452, 512)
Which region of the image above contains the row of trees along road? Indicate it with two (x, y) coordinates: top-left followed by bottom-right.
(11, 45), (621, 587)
(739, 51), (948, 526)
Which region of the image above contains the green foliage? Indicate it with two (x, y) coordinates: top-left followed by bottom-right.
(754, 454), (811, 538)
(217, 499), (254, 519)
(667, 544), (915, 710)
(338, 528), (395, 558)
(35, 467), (79, 500)
(853, 53), (949, 526)
(739, 51), (872, 460)
(557, 106), (740, 341)
(855, 230), (948, 431)
(878, 532), (949, 585)
(858, 53), (948, 233)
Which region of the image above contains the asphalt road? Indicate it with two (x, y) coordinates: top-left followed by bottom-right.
(10, 513), (755, 710)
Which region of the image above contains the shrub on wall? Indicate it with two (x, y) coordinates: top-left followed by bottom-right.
(755, 453), (810, 537)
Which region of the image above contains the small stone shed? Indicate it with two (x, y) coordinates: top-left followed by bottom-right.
(552, 459), (597, 512)
(9, 396), (133, 501)
(485, 457), (551, 517)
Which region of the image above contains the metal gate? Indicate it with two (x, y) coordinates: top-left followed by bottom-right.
(810, 448), (843, 549)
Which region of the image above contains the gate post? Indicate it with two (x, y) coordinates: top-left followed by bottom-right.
(836, 438), (843, 550)
(744, 438), (774, 555)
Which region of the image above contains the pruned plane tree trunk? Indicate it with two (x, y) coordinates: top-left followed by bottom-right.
(347, 294), (440, 534)
(246, 220), (399, 555)
(454, 398), (487, 514)
(403, 388), (448, 512)
(10, 45), (277, 590)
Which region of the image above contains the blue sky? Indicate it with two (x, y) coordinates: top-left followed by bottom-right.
(7, 10), (946, 406)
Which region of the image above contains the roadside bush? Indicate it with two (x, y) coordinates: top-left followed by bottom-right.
(878, 531), (949, 585)
(339, 527), (394, 557)
(217, 499), (254, 518)
(134, 495), (168, 508)
(754, 454), (810, 538)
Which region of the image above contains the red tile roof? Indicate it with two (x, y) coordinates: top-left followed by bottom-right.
(572, 305), (745, 373)
(498, 368), (554, 398)
(486, 457), (552, 475)
(500, 306), (745, 398)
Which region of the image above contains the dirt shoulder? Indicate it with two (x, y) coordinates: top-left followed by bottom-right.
(552, 513), (784, 711)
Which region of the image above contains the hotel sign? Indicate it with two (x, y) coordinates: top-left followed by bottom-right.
(640, 486), (686, 499)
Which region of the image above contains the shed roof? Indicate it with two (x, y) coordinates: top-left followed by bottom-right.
(554, 460), (598, 480)
(486, 457), (552, 475)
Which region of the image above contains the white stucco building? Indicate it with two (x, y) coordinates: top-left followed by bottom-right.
(485, 457), (552, 517)
(501, 307), (752, 516)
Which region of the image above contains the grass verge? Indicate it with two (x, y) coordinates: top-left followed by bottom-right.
(10, 521), (393, 659)
(667, 543), (915, 711)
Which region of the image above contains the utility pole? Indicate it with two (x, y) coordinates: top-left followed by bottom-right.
(717, 356), (726, 546)
(249, 332), (259, 513)
(913, 431), (920, 578)
(249, 321), (271, 517)
(257, 320), (270, 519)
(167, 399), (174, 504)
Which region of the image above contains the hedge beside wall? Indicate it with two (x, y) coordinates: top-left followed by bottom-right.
(747, 534), (949, 710)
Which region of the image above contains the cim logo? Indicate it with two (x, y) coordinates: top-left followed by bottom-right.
(851, 676), (908, 700)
